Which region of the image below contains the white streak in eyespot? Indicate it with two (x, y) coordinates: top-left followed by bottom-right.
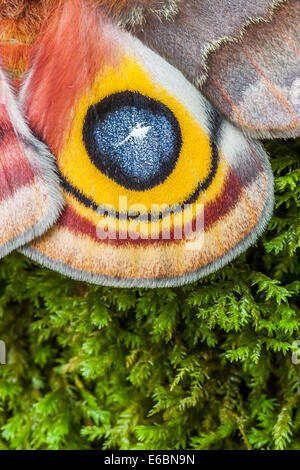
(115, 123), (151, 148)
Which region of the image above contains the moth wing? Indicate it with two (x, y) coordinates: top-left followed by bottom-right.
(0, 63), (63, 258)
(19, 1), (274, 287)
(136, 0), (300, 138)
(202, 0), (300, 138)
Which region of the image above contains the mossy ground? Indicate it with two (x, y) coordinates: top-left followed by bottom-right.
(0, 139), (299, 450)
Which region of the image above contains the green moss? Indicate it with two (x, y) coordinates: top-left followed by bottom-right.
(0, 139), (299, 450)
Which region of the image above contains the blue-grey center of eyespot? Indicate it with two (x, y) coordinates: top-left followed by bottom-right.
(82, 92), (182, 191)
(93, 106), (175, 182)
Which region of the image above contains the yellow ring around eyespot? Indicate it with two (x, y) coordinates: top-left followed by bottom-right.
(58, 55), (215, 212)
(63, 155), (228, 239)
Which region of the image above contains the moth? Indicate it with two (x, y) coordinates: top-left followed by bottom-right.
(0, 0), (299, 287)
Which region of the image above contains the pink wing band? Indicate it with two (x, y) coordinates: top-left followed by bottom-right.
(0, 62), (63, 258)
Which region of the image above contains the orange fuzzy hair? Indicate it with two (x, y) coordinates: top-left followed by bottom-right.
(0, 0), (178, 82)
(0, 0), (178, 39)
(0, 0), (55, 43)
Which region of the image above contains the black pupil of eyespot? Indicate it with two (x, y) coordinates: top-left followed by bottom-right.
(82, 91), (182, 191)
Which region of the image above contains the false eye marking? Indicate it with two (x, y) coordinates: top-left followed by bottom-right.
(82, 91), (182, 191)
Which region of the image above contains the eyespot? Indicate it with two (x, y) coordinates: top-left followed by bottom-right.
(19, 5), (274, 288)
(83, 91), (182, 191)
(58, 53), (222, 226)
